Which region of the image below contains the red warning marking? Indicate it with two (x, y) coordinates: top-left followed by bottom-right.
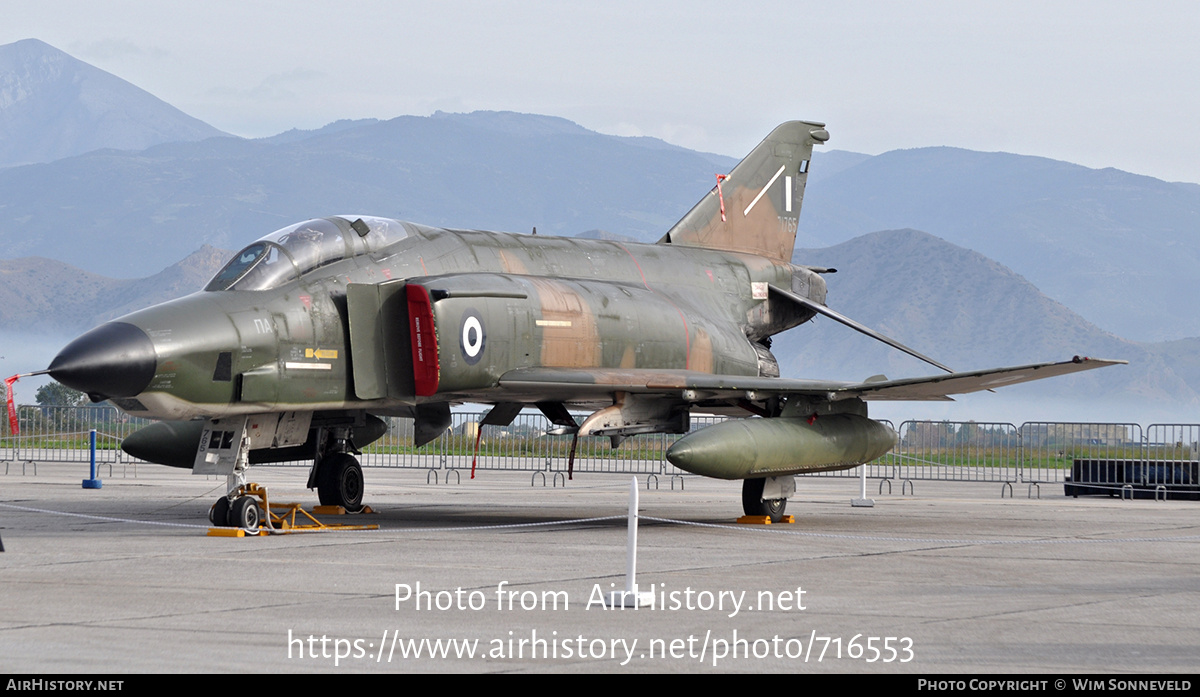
(715, 174), (728, 222)
(407, 284), (439, 396)
(470, 426), (483, 480)
(5, 374), (19, 435)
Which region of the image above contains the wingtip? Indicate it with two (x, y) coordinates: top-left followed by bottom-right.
(1071, 356), (1129, 366)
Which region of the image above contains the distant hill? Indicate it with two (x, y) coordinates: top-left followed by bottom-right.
(805, 150), (873, 184)
(0, 110), (737, 274)
(776, 229), (1197, 405)
(0, 257), (124, 332)
(256, 118), (382, 145)
(0, 245), (228, 333)
(0, 39), (227, 168)
(799, 147), (1200, 341)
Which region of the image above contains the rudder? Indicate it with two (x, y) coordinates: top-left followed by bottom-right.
(658, 121), (828, 262)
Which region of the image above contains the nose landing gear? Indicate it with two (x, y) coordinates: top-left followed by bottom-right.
(208, 483), (267, 532)
(206, 482), (378, 535)
(208, 495), (262, 532)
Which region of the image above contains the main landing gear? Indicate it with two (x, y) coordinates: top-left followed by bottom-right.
(742, 477), (788, 523)
(316, 451), (364, 511)
(308, 425), (365, 512)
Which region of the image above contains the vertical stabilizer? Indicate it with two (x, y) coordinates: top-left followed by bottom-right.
(658, 121), (827, 262)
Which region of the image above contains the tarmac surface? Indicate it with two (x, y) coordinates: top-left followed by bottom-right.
(1, 461), (1197, 674)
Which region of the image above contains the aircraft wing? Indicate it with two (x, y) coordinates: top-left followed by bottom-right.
(833, 356), (1127, 401)
(497, 357), (1126, 403)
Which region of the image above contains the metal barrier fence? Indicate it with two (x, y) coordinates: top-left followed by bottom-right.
(1018, 422), (1144, 485)
(3, 406), (1198, 493)
(0, 404), (151, 475)
(1138, 424), (1200, 489)
(881, 420), (1020, 485)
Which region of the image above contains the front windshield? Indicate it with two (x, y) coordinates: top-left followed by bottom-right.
(205, 218), (345, 292)
(205, 242), (299, 291)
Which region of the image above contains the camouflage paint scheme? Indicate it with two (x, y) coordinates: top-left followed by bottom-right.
(46, 122), (1123, 520)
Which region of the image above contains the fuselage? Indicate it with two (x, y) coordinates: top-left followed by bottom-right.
(50, 215), (826, 421)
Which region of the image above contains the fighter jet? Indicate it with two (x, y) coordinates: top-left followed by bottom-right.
(43, 121), (1123, 527)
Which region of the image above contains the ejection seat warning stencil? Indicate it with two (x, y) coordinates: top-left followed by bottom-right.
(193, 415), (248, 475)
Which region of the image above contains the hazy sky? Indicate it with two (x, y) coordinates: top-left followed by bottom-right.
(6, 1), (1199, 183)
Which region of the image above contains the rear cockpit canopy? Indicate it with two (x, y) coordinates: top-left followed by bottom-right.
(205, 216), (408, 291)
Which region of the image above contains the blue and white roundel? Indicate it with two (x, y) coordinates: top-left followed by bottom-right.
(459, 309), (485, 365)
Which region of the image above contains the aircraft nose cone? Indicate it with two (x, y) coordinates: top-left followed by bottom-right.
(48, 322), (157, 401)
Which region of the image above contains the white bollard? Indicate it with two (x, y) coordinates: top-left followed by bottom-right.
(606, 477), (652, 608)
(852, 463), (875, 507)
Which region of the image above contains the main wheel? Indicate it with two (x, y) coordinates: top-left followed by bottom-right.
(317, 452), (364, 512)
(209, 496), (231, 526)
(742, 477), (787, 523)
(230, 496), (260, 530)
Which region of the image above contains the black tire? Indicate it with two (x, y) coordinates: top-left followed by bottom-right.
(742, 477), (787, 523)
(209, 497), (231, 526)
(230, 496), (260, 530)
(317, 452), (364, 511)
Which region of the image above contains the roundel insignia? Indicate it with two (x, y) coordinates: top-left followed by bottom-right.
(459, 308), (485, 365)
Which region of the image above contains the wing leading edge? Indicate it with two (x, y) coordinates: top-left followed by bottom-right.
(497, 357), (1127, 404)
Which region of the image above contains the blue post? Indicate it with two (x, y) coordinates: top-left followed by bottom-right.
(82, 428), (102, 489)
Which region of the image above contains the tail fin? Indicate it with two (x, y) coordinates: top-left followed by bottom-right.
(658, 121), (827, 262)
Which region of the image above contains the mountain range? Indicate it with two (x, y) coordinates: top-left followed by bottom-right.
(1, 38), (1196, 415)
(0, 109), (736, 275)
(0, 39), (226, 168)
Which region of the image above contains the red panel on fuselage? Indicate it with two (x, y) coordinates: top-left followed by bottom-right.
(406, 284), (439, 396)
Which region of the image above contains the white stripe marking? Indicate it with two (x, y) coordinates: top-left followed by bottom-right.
(743, 165), (786, 217)
(285, 362), (332, 371)
(785, 175), (793, 212)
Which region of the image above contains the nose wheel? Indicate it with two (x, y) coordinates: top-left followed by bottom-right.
(208, 493), (263, 530)
(229, 496), (261, 529)
(208, 496), (231, 526)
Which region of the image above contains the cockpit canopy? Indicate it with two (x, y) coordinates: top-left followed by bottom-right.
(205, 216), (408, 291)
